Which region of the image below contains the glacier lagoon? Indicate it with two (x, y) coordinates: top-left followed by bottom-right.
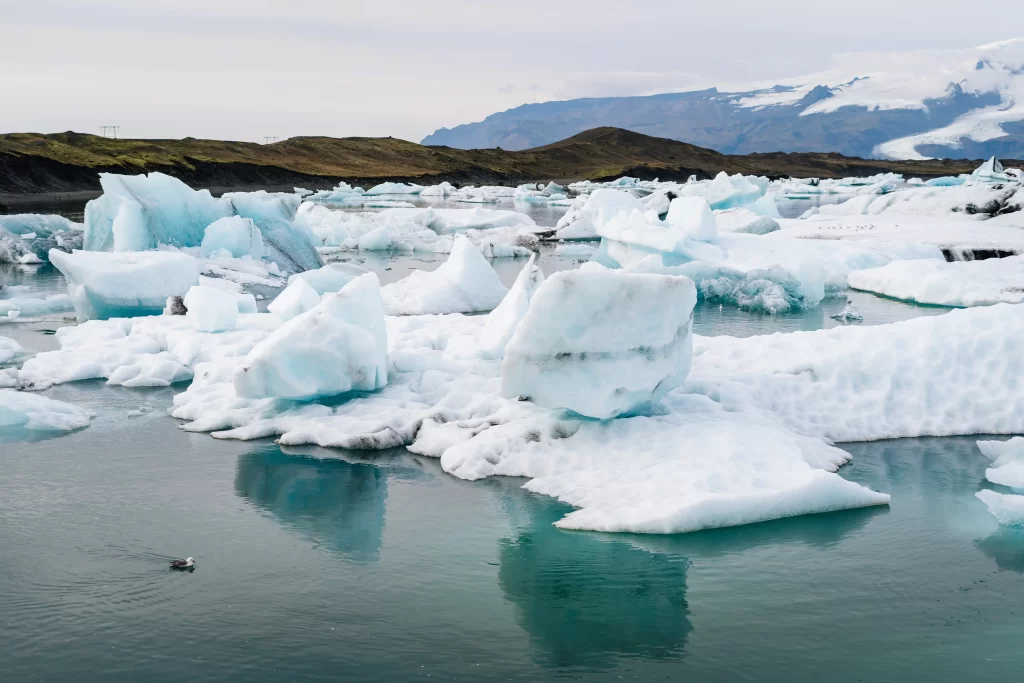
(3, 193), (1024, 681)
(2, 379), (1023, 682)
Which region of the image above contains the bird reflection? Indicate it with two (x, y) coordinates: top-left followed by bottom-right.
(234, 445), (388, 562)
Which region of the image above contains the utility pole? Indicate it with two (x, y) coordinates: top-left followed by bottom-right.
(263, 136), (279, 144)
(100, 126), (120, 139)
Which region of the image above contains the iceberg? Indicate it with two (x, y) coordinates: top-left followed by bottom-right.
(184, 286), (239, 333)
(478, 254), (545, 358)
(200, 216), (264, 259)
(83, 173), (320, 273)
(977, 438), (1024, 490)
(715, 208), (780, 235)
(665, 196), (717, 241)
(0, 214), (84, 262)
(267, 277), (321, 321)
(440, 394), (890, 534)
(420, 182), (457, 197)
(0, 389), (93, 432)
(553, 189), (644, 241)
(848, 255), (1024, 306)
(49, 249), (201, 321)
(364, 182), (424, 196)
(288, 262), (369, 295)
(248, 215), (323, 273)
(0, 336), (24, 364)
(84, 172), (230, 251)
(381, 236), (508, 315)
(501, 270), (696, 419)
(234, 273), (388, 400)
(976, 490), (1024, 526)
(689, 303), (1024, 442)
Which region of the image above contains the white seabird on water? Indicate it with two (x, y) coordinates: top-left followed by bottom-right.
(169, 557), (195, 570)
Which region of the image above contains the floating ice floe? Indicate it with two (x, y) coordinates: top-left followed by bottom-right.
(848, 254), (1024, 306)
(83, 172), (319, 274)
(0, 389), (93, 432)
(975, 490), (1024, 527)
(0, 336), (25, 364)
(977, 438), (1024, 490)
(0, 286), (74, 319)
(0, 214), (83, 263)
(364, 182), (424, 196)
(801, 181), (1023, 219)
(501, 270), (696, 419)
(50, 249), (201, 321)
(688, 303), (1024, 442)
(304, 182), (366, 205)
(235, 273), (388, 400)
(380, 236), (508, 315)
(513, 182), (573, 205)
(774, 173), (902, 199)
(971, 157), (1021, 184)
(30, 279), (1024, 533)
(295, 203), (536, 256)
(420, 182), (456, 197)
(582, 189), (936, 312)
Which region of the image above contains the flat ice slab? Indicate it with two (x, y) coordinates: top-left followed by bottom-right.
(689, 303), (1024, 442)
(848, 254), (1024, 306)
(501, 270), (696, 419)
(0, 389), (93, 432)
(978, 438), (1024, 490)
(49, 249), (200, 321)
(976, 490), (1024, 527)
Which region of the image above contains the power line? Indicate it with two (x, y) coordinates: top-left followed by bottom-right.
(100, 126), (120, 139)
(263, 136), (279, 144)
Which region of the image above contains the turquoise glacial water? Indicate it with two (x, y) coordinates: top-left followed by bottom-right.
(2, 198), (1023, 681)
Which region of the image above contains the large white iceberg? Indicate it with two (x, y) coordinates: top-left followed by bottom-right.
(501, 270), (696, 419)
(83, 173), (320, 273)
(848, 255), (1024, 306)
(689, 303), (1024, 442)
(267, 276), (322, 321)
(50, 249), (201, 321)
(381, 236), (508, 315)
(234, 273), (388, 400)
(0, 389), (93, 432)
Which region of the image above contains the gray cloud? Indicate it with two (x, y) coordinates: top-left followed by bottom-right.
(0, 0), (1020, 142)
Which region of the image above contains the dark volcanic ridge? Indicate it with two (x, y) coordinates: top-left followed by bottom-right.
(1, 128), (1016, 201)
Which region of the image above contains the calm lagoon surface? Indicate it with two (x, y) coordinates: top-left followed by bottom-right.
(2, 198), (1023, 682)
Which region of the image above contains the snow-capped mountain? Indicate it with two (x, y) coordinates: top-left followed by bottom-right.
(422, 40), (1024, 160)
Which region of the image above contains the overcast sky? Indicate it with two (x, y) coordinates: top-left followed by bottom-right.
(1, 0), (1021, 142)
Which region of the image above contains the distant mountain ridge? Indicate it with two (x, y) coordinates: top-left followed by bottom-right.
(423, 40), (1024, 160)
(0, 128), (1007, 200)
